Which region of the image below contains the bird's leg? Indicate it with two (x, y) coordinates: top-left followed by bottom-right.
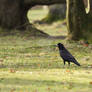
(68, 62), (70, 66)
(62, 60), (66, 68)
(64, 61), (66, 65)
(63, 61), (65, 68)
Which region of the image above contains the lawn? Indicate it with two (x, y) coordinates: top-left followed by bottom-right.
(0, 8), (92, 92)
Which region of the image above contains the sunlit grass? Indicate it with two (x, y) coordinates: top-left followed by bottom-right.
(28, 8), (48, 23)
(0, 8), (92, 92)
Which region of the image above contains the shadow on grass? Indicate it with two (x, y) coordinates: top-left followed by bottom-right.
(0, 61), (90, 70)
(0, 61), (62, 69)
(0, 77), (91, 89)
(0, 78), (63, 86)
(49, 35), (66, 40)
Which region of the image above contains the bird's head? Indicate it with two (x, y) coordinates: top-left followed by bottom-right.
(57, 43), (64, 50)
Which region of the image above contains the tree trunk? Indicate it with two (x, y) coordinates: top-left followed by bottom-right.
(0, 0), (29, 29)
(88, 0), (92, 24)
(66, 0), (87, 40)
(42, 4), (66, 23)
(83, 0), (88, 8)
(0, 0), (66, 30)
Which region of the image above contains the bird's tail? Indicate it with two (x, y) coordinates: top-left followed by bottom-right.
(73, 60), (81, 66)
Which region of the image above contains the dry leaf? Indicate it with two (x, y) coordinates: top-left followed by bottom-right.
(86, 72), (90, 74)
(48, 64), (51, 66)
(25, 54), (31, 57)
(83, 44), (88, 47)
(37, 64), (40, 67)
(66, 70), (70, 72)
(0, 59), (3, 65)
(47, 87), (51, 90)
(90, 82), (92, 84)
(10, 69), (16, 73)
(11, 48), (15, 50)
(0, 59), (3, 62)
(10, 88), (16, 92)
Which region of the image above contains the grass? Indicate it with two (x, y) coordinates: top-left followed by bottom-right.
(28, 8), (48, 23)
(0, 8), (92, 92)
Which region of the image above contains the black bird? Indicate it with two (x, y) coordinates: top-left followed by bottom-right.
(57, 43), (80, 66)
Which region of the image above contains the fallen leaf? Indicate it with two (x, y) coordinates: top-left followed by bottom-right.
(54, 91), (56, 92)
(37, 64), (40, 67)
(11, 48), (15, 50)
(25, 54), (31, 57)
(48, 64), (51, 66)
(0, 59), (3, 65)
(83, 44), (88, 47)
(66, 70), (70, 72)
(10, 88), (16, 92)
(10, 69), (16, 73)
(90, 82), (92, 84)
(0, 59), (3, 62)
(86, 71), (90, 74)
(47, 87), (51, 90)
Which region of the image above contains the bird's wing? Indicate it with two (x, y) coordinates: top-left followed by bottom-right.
(59, 47), (80, 66)
(64, 50), (80, 66)
(60, 48), (75, 60)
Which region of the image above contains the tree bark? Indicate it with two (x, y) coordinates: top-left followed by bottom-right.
(0, 0), (66, 30)
(24, 0), (66, 5)
(88, 0), (92, 21)
(86, 0), (92, 33)
(66, 0), (87, 40)
(0, 0), (29, 29)
(83, 0), (88, 8)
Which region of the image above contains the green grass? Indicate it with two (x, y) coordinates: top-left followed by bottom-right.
(28, 8), (48, 23)
(0, 8), (92, 92)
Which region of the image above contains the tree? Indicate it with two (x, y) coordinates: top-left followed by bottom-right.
(0, 0), (66, 30)
(66, 0), (87, 40)
(1, 0), (92, 41)
(66, 0), (92, 42)
(42, 4), (66, 23)
(88, 0), (92, 22)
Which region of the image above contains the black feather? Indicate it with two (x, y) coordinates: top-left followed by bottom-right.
(57, 43), (80, 66)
